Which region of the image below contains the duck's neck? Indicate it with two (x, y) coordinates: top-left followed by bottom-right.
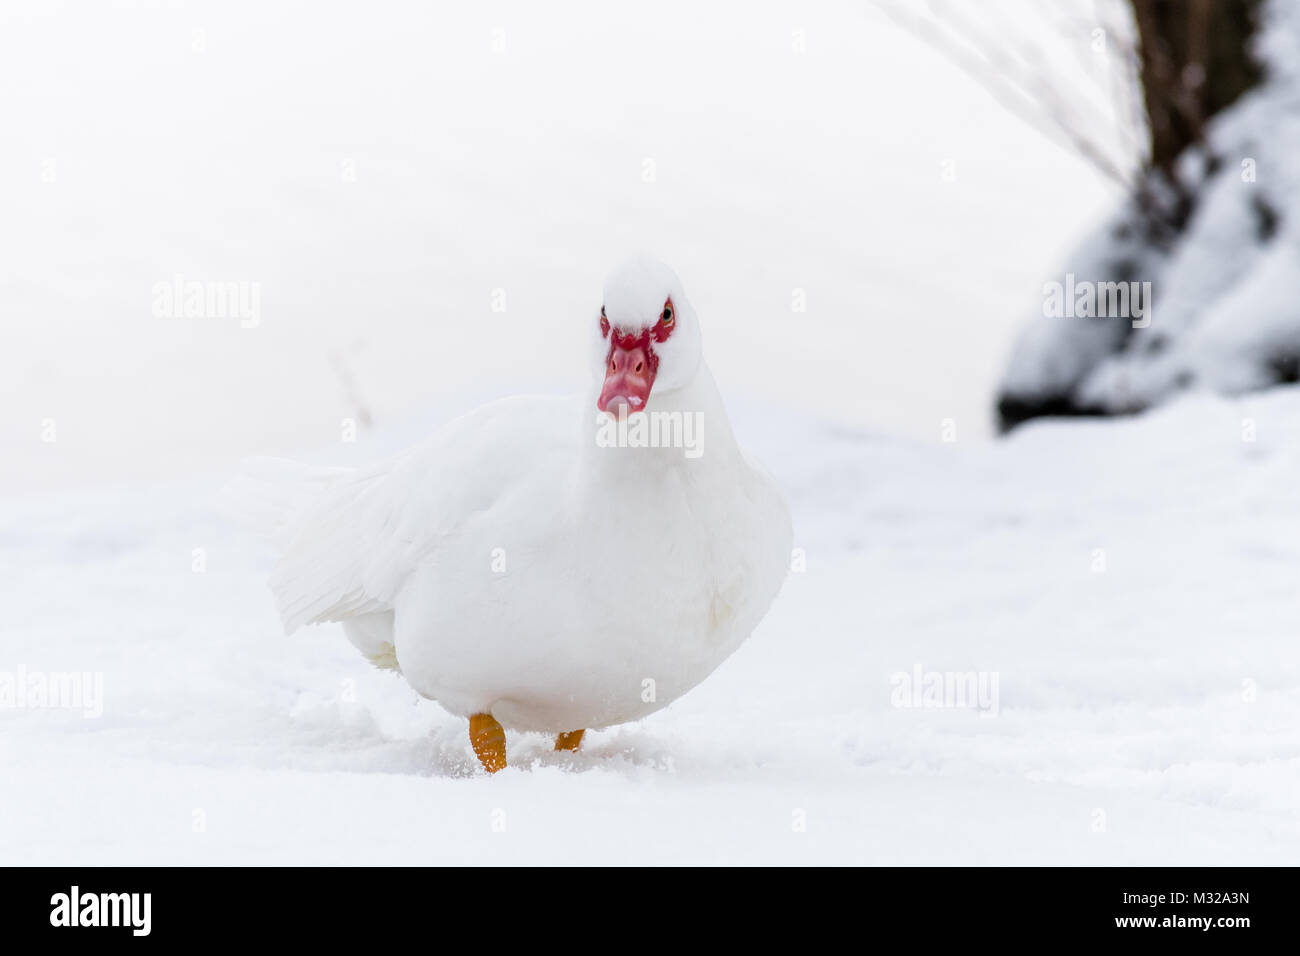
(582, 363), (740, 478)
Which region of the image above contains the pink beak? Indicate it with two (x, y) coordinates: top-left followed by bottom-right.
(598, 342), (656, 415)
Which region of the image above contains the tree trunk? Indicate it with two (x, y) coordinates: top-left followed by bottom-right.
(1131, 0), (1265, 181)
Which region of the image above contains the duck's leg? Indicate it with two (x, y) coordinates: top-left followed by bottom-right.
(469, 713), (507, 773)
(554, 729), (585, 752)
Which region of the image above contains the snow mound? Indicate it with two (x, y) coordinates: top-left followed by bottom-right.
(998, 0), (1300, 429)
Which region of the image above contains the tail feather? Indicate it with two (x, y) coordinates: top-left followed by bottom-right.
(221, 457), (389, 633)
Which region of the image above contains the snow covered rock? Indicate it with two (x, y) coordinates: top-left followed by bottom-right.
(997, 0), (1300, 430)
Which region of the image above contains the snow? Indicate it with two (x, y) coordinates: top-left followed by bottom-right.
(3, 387), (1299, 864)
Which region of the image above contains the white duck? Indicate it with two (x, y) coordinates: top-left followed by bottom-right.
(239, 258), (792, 772)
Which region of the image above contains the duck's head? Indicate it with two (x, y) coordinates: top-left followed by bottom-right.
(593, 257), (702, 417)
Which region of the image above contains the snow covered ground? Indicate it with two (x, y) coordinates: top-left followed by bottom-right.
(3, 387), (1298, 865)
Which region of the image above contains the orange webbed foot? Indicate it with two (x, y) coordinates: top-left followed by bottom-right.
(469, 713), (507, 773)
(554, 729), (585, 752)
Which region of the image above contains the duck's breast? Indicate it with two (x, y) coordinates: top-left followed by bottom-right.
(395, 449), (791, 732)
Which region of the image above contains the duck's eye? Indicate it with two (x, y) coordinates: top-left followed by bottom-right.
(599, 309), (610, 337)
(661, 306), (674, 326)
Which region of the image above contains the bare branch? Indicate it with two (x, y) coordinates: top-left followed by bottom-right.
(872, 0), (1139, 192)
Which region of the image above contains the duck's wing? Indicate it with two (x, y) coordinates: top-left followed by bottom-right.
(259, 394), (577, 634)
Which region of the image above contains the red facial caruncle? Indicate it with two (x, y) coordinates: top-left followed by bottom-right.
(597, 297), (675, 415)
